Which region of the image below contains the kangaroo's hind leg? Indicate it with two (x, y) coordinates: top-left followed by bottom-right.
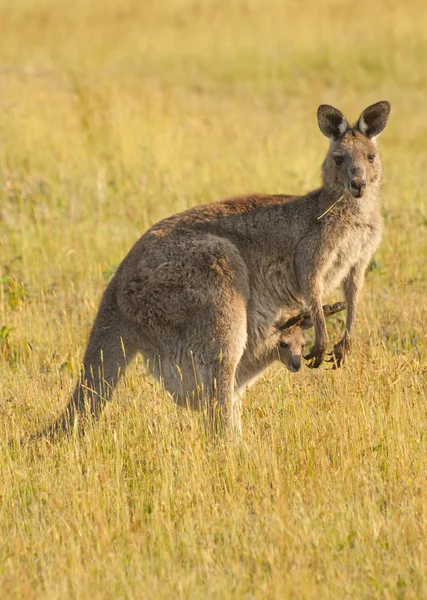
(193, 354), (242, 436)
(160, 350), (244, 437)
(159, 293), (248, 437)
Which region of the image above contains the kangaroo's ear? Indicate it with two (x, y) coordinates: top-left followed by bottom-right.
(317, 105), (349, 141)
(356, 101), (390, 138)
(279, 314), (305, 330)
(299, 315), (314, 330)
(280, 312), (313, 331)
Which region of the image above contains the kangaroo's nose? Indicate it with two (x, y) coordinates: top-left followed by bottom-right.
(350, 177), (366, 196)
(291, 357), (301, 372)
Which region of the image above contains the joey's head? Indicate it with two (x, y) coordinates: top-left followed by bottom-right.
(277, 324), (306, 372)
(318, 101), (390, 199)
(278, 302), (347, 372)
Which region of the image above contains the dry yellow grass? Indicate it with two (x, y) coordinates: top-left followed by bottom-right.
(1, 0), (426, 598)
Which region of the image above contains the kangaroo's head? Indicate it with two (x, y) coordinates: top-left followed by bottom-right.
(318, 101), (390, 199)
(277, 324), (306, 372)
(278, 302), (347, 372)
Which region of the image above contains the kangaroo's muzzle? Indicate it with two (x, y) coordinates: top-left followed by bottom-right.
(349, 177), (367, 198)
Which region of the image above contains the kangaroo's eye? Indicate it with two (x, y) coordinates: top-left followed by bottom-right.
(280, 342), (290, 349)
(334, 156), (344, 166)
(368, 154), (376, 162)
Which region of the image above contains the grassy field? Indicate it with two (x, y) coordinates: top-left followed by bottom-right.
(1, 0), (427, 597)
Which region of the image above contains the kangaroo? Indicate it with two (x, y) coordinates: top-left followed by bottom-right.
(236, 302), (346, 391)
(43, 101), (389, 437)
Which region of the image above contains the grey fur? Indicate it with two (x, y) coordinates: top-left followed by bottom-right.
(44, 102), (389, 437)
(236, 301), (346, 392)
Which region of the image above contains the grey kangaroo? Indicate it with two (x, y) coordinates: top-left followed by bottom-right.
(236, 302), (346, 391)
(44, 101), (389, 437)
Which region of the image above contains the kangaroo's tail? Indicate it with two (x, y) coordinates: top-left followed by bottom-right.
(41, 282), (138, 439)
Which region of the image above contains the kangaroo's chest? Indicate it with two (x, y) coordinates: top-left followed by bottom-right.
(323, 222), (381, 292)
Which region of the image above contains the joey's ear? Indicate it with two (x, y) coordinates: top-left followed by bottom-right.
(299, 315), (314, 330)
(280, 312), (313, 331)
(356, 101), (390, 138)
(317, 105), (349, 141)
(279, 314), (305, 331)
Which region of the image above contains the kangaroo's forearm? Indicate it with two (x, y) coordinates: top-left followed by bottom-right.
(342, 265), (365, 342)
(297, 271), (329, 350)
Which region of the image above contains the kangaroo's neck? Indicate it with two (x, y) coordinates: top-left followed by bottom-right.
(316, 184), (381, 221)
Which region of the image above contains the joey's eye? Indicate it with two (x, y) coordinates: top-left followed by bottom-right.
(334, 156), (344, 166)
(368, 154), (376, 162)
(280, 342), (290, 349)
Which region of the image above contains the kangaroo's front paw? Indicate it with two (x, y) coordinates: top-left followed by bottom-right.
(304, 343), (327, 369)
(326, 339), (350, 369)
